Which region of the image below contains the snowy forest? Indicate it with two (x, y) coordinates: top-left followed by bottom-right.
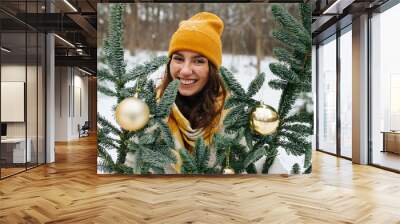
(97, 3), (301, 74)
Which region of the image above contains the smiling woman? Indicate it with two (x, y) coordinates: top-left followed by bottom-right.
(170, 51), (210, 97)
(157, 12), (227, 153)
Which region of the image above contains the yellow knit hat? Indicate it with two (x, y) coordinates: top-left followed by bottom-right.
(168, 12), (224, 68)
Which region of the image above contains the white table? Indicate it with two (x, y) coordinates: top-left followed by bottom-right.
(1, 138), (31, 163)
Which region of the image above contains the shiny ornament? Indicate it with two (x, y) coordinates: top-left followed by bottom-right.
(223, 167), (235, 174)
(115, 97), (150, 131)
(250, 104), (279, 136)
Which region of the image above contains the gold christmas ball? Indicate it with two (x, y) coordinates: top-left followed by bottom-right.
(115, 97), (150, 131)
(250, 104), (279, 136)
(223, 167), (235, 174)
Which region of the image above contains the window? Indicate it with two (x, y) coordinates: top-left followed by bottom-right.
(339, 27), (352, 158)
(370, 3), (400, 171)
(0, 1), (47, 179)
(317, 35), (337, 154)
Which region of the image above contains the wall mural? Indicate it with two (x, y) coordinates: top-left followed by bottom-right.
(97, 3), (312, 175)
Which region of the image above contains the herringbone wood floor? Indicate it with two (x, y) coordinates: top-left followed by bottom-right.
(1, 135), (400, 224)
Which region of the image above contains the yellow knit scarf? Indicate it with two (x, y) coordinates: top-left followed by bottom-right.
(157, 88), (226, 173)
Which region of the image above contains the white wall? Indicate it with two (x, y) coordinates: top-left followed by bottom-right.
(55, 66), (69, 141)
(46, 33), (55, 163)
(1, 65), (25, 131)
(1, 63), (46, 164)
(1, 65), (26, 142)
(312, 45), (316, 150)
(55, 67), (89, 141)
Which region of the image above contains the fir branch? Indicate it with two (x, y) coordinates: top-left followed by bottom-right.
(304, 147), (312, 169)
(300, 3), (312, 34)
(223, 105), (244, 128)
(244, 127), (254, 151)
(98, 68), (116, 82)
(140, 145), (175, 169)
(113, 163), (134, 174)
(271, 4), (305, 35)
(157, 119), (175, 149)
(97, 113), (121, 135)
(247, 72), (265, 97)
(220, 66), (246, 97)
(98, 145), (115, 173)
(152, 143), (177, 164)
(269, 79), (287, 90)
(119, 87), (135, 99)
(143, 80), (158, 115)
(277, 84), (298, 119)
(298, 82), (312, 93)
(304, 164), (312, 174)
(243, 145), (266, 168)
(132, 76), (146, 94)
(282, 134), (310, 152)
(263, 4), (312, 173)
(194, 138), (210, 172)
(272, 30), (307, 54)
(123, 55), (168, 82)
(224, 97), (243, 110)
(269, 63), (300, 83)
(279, 140), (308, 156)
(127, 140), (140, 153)
(157, 80), (179, 118)
(179, 148), (197, 174)
(213, 131), (247, 173)
(282, 124), (313, 135)
(104, 4), (126, 79)
(98, 84), (117, 97)
(280, 131), (310, 143)
(179, 139), (215, 174)
(262, 146), (278, 174)
(246, 164), (257, 174)
(234, 112), (250, 129)
(272, 48), (302, 70)
(116, 135), (129, 164)
(283, 111), (313, 124)
(229, 143), (248, 173)
(139, 133), (156, 145)
(98, 135), (119, 150)
(213, 133), (229, 168)
(271, 4), (310, 47)
(291, 163), (300, 174)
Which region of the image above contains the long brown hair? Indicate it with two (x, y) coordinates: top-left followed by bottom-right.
(159, 59), (227, 130)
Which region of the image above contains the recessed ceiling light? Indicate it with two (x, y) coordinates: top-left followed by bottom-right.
(78, 67), (92, 76)
(1, 47), (11, 53)
(63, 0), (78, 12)
(54, 34), (75, 48)
(322, 0), (354, 15)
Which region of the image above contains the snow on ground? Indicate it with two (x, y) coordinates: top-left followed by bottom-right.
(98, 50), (309, 174)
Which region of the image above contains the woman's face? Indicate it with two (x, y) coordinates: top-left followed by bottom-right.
(169, 50), (210, 96)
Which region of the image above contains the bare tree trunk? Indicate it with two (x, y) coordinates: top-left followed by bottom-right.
(199, 3), (205, 11)
(132, 3), (138, 54)
(172, 3), (177, 25)
(179, 4), (189, 21)
(255, 7), (263, 75)
(155, 4), (160, 51)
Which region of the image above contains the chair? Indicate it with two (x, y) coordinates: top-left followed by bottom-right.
(79, 121), (90, 138)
